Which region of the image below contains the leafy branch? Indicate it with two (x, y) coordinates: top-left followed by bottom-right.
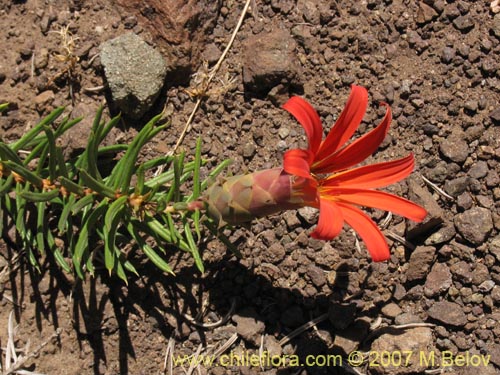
(0, 104), (231, 283)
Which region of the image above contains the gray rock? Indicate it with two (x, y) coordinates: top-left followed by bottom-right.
(472, 263), (490, 286)
(370, 327), (433, 375)
(454, 207), (493, 245)
(450, 261), (473, 284)
(486, 343), (500, 367)
(453, 16), (475, 32)
(440, 135), (469, 163)
(263, 243), (286, 264)
(491, 14), (500, 39)
(416, 2), (438, 24)
(406, 246), (436, 282)
(242, 142), (256, 159)
(489, 107), (500, 124)
(490, 235), (500, 261)
(306, 264), (326, 288)
(427, 301), (467, 327)
(441, 46), (456, 63)
(282, 211), (301, 230)
(297, 206), (317, 224)
(424, 224), (456, 246)
(424, 263), (452, 297)
(242, 28), (301, 95)
(468, 161), (489, 179)
(444, 177), (469, 197)
(381, 303), (402, 318)
(100, 33), (167, 119)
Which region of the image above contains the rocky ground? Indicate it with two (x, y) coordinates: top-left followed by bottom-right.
(1, 0), (500, 374)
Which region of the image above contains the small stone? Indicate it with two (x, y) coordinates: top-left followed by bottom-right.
(464, 100), (478, 114)
(441, 46), (456, 63)
(100, 33), (167, 119)
(490, 235), (500, 261)
(444, 177), (469, 197)
(306, 264), (326, 288)
(491, 14), (500, 39)
(370, 328), (433, 374)
(34, 90), (55, 112)
(468, 161), (489, 179)
(427, 301), (467, 327)
(489, 107), (500, 125)
(478, 280), (495, 293)
(233, 310), (265, 346)
(424, 263), (452, 297)
(472, 263), (490, 286)
(450, 261), (473, 284)
(264, 243), (286, 264)
(297, 206), (317, 224)
(453, 15), (474, 32)
(278, 127), (290, 139)
(491, 286), (500, 304)
(242, 28), (301, 95)
(440, 135), (469, 163)
(282, 211), (301, 230)
(381, 303), (402, 318)
(202, 43), (222, 65)
(454, 207), (493, 245)
(416, 2), (438, 24)
(395, 313), (423, 325)
(406, 246), (436, 282)
(242, 142), (256, 159)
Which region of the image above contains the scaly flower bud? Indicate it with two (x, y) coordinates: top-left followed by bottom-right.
(205, 85), (427, 261)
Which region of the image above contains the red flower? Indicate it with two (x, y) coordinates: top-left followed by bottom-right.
(282, 85), (427, 261)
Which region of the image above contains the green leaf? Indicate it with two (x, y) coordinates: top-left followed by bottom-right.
(79, 169), (116, 199)
(20, 189), (60, 202)
(0, 103), (8, 113)
(43, 126), (58, 182)
(2, 160), (43, 187)
(201, 159), (233, 191)
(57, 194), (76, 234)
(127, 222), (174, 275)
(0, 143), (23, 164)
(12, 106), (65, 152)
(108, 113), (167, 192)
(0, 175), (14, 196)
(35, 202), (46, 254)
(71, 193), (94, 215)
(73, 202), (107, 279)
(59, 176), (85, 196)
(103, 195), (128, 274)
(135, 164), (145, 195)
(192, 137), (202, 200)
(184, 221), (204, 273)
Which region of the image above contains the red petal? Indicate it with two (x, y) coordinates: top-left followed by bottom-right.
(322, 154), (415, 189)
(315, 85), (368, 162)
(323, 188), (427, 222)
(337, 203), (390, 262)
(310, 199), (344, 240)
(313, 103), (392, 174)
(283, 96), (323, 155)
(283, 149), (314, 179)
